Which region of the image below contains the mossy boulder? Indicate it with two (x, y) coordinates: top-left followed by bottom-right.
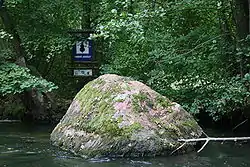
(50, 74), (203, 158)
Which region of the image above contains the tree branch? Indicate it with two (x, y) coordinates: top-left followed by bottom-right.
(177, 136), (250, 153)
(197, 139), (209, 153)
(170, 142), (187, 155)
(232, 119), (248, 131)
(179, 137), (250, 142)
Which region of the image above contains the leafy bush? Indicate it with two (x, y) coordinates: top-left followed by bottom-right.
(0, 63), (58, 95)
(177, 75), (250, 121)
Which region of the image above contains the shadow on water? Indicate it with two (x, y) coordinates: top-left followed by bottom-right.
(0, 123), (250, 167)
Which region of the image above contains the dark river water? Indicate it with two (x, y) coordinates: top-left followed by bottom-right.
(0, 123), (250, 167)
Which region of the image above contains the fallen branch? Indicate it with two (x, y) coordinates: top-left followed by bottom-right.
(171, 142), (187, 155)
(197, 139), (209, 153)
(176, 136), (250, 153)
(178, 137), (250, 142)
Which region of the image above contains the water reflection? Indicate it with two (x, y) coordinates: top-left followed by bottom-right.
(0, 123), (250, 167)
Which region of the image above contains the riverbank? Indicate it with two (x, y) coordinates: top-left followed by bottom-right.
(1, 102), (250, 134)
(1, 94), (249, 134)
(0, 95), (71, 124)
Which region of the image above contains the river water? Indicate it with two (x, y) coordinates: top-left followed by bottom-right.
(0, 123), (250, 167)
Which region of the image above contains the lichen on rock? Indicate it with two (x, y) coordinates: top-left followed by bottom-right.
(50, 74), (203, 158)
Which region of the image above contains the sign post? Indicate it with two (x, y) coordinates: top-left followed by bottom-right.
(68, 29), (98, 78)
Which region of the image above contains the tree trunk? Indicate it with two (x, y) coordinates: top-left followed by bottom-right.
(235, 0), (249, 39)
(233, 0), (250, 76)
(82, 0), (91, 30)
(0, 7), (26, 66)
(248, 0), (250, 73)
(0, 1), (45, 120)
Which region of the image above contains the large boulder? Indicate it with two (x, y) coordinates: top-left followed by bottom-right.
(50, 74), (203, 158)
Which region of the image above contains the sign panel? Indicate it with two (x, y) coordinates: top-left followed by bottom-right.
(73, 69), (93, 76)
(72, 40), (93, 62)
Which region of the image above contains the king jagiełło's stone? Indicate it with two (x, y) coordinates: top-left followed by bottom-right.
(50, 74), (203, 158)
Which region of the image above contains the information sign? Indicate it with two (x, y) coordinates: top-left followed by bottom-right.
(72, 40), (93, 62)
(73, 69), (93, 76)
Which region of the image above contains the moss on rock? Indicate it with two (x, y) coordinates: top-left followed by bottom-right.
(50, 74), (203, 158)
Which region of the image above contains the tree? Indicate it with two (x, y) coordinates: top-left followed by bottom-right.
(93, 0), (250, 123)
(0, 0), (57, 120)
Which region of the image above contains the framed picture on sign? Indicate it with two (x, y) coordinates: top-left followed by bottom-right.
(76, 41), (90, 55)
(72, 40), (93, 62)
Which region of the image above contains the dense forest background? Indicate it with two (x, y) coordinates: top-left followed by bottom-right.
(0, 0), (249, 127)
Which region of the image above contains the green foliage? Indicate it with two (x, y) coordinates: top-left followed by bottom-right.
(0, 63), (58, 95)
(1, 0), (87, 98)
(94, 0), (250, 121)
(1, 0), (249, 122)
(181, 75), (250, 120)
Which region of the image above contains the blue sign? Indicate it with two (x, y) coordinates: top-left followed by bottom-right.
(72, 40), (93, 62)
